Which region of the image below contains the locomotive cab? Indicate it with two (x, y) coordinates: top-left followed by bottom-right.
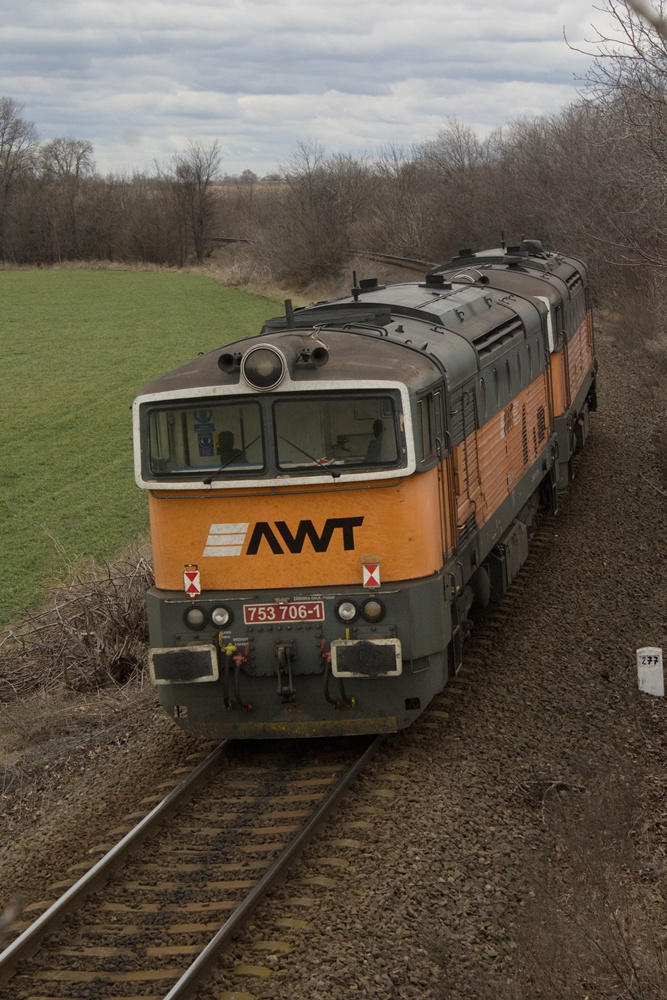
(133, 330), (454, 737)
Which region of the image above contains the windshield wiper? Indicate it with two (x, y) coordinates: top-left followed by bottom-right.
(203, 435), (261, 484)
(278, 435), (340, 479)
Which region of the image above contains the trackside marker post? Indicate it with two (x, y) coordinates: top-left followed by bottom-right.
(637, 647), (664, 697)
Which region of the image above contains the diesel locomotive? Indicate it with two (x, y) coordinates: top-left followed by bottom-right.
(132, 240), (597, 739)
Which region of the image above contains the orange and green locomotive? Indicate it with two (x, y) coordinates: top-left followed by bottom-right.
(132, 240), (596, 738)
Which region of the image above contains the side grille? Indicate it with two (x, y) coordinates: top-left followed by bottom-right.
(537, 405), (546, 443)
(522, 405), (529, 466)
(472, 317), (524, 358)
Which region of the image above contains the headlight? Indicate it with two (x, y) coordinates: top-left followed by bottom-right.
(242, 346), (285, 390)
(361, 599), (385, 622)
(185, 606), (207, 629)
(336, 600), (358, 623)
(211, 606), (232, 628)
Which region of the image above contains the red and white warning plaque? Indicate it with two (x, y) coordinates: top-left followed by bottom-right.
(184, 565), (201, 596)
(362, 557), (381, 589)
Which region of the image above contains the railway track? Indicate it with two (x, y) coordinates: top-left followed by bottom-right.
(0, 735), (382, 998)
(0, 476), (584, 999)
(348, 249), (439, 273)
(209, 238), (438, 274)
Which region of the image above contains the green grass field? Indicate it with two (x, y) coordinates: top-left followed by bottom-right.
(0, 269), (279, 625)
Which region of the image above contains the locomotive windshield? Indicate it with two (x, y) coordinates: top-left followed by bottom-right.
(147, 401), (264, 476)
(274, 395), (399, 470)
(143, 392), (402, 480)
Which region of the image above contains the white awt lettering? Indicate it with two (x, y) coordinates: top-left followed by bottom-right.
(203, 523), (249, 557)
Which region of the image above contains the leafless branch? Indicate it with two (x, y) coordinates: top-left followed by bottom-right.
(627, 0), (667, 43)
(0, 549), (153, 700)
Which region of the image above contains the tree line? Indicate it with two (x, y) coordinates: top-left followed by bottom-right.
(1, 1), (666, 315)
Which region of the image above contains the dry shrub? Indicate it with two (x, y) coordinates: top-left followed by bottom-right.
(0, 548), (154, 700)
(210, 242), (274, 289)
(513, 774), (667, 1000)
(599, 265), (667, 349)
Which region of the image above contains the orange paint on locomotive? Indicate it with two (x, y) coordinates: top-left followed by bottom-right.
(149, 467), (447, 592)
(548, 351), (569, 415)
(567, 311), (595, 401)
(454, 369), (551, 531)
(549, 310), (594, 416)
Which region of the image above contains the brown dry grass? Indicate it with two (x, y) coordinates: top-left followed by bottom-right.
(1, 686), (144, 800)
(206, 244), (423, 307)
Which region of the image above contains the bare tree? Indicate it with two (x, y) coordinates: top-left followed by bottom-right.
(415, 116), (490, 176)
(170, 140), (223, 261)
(255, 140), (372, 286)
(39, 138), (95, 259)
(581, 1), (667, 158)
(238, 168), (258, 185)
(0, 97), (38, 257)
(0, 97), (38, 195)
(118, 172), (181, 264)
(40, 137), (94, 181)
(573, 1), (667, 268)
(411, 117), (499, 259)
(358, 145), (432, 258)
(627, 0), (667, 43)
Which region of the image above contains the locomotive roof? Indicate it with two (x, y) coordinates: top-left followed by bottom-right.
(137, 327), (447, 397)
(137, 245), (558, 400)
(435, 243), (588, 310)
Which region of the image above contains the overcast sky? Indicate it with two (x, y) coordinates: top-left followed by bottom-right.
(1, 0), (617, 177)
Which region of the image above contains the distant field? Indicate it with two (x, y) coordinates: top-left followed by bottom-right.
(0, 269), (278, 625)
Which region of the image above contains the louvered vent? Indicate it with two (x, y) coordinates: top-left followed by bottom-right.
(449, 388), (477, 444)
(472, 317), (524, 357)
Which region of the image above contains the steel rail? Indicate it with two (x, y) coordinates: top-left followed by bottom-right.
(0, 740), (229, 984)
(348, 250), (439, 272)
(207, 238), (438, 272)
(162, 733), (385, 1000)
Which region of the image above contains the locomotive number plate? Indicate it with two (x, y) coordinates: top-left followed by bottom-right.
(243, 601), (325, 625)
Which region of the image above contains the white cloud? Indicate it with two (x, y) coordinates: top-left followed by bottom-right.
(0, 0), (617, 175)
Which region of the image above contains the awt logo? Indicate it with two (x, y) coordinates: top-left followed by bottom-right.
(203, 518), (364, 557)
